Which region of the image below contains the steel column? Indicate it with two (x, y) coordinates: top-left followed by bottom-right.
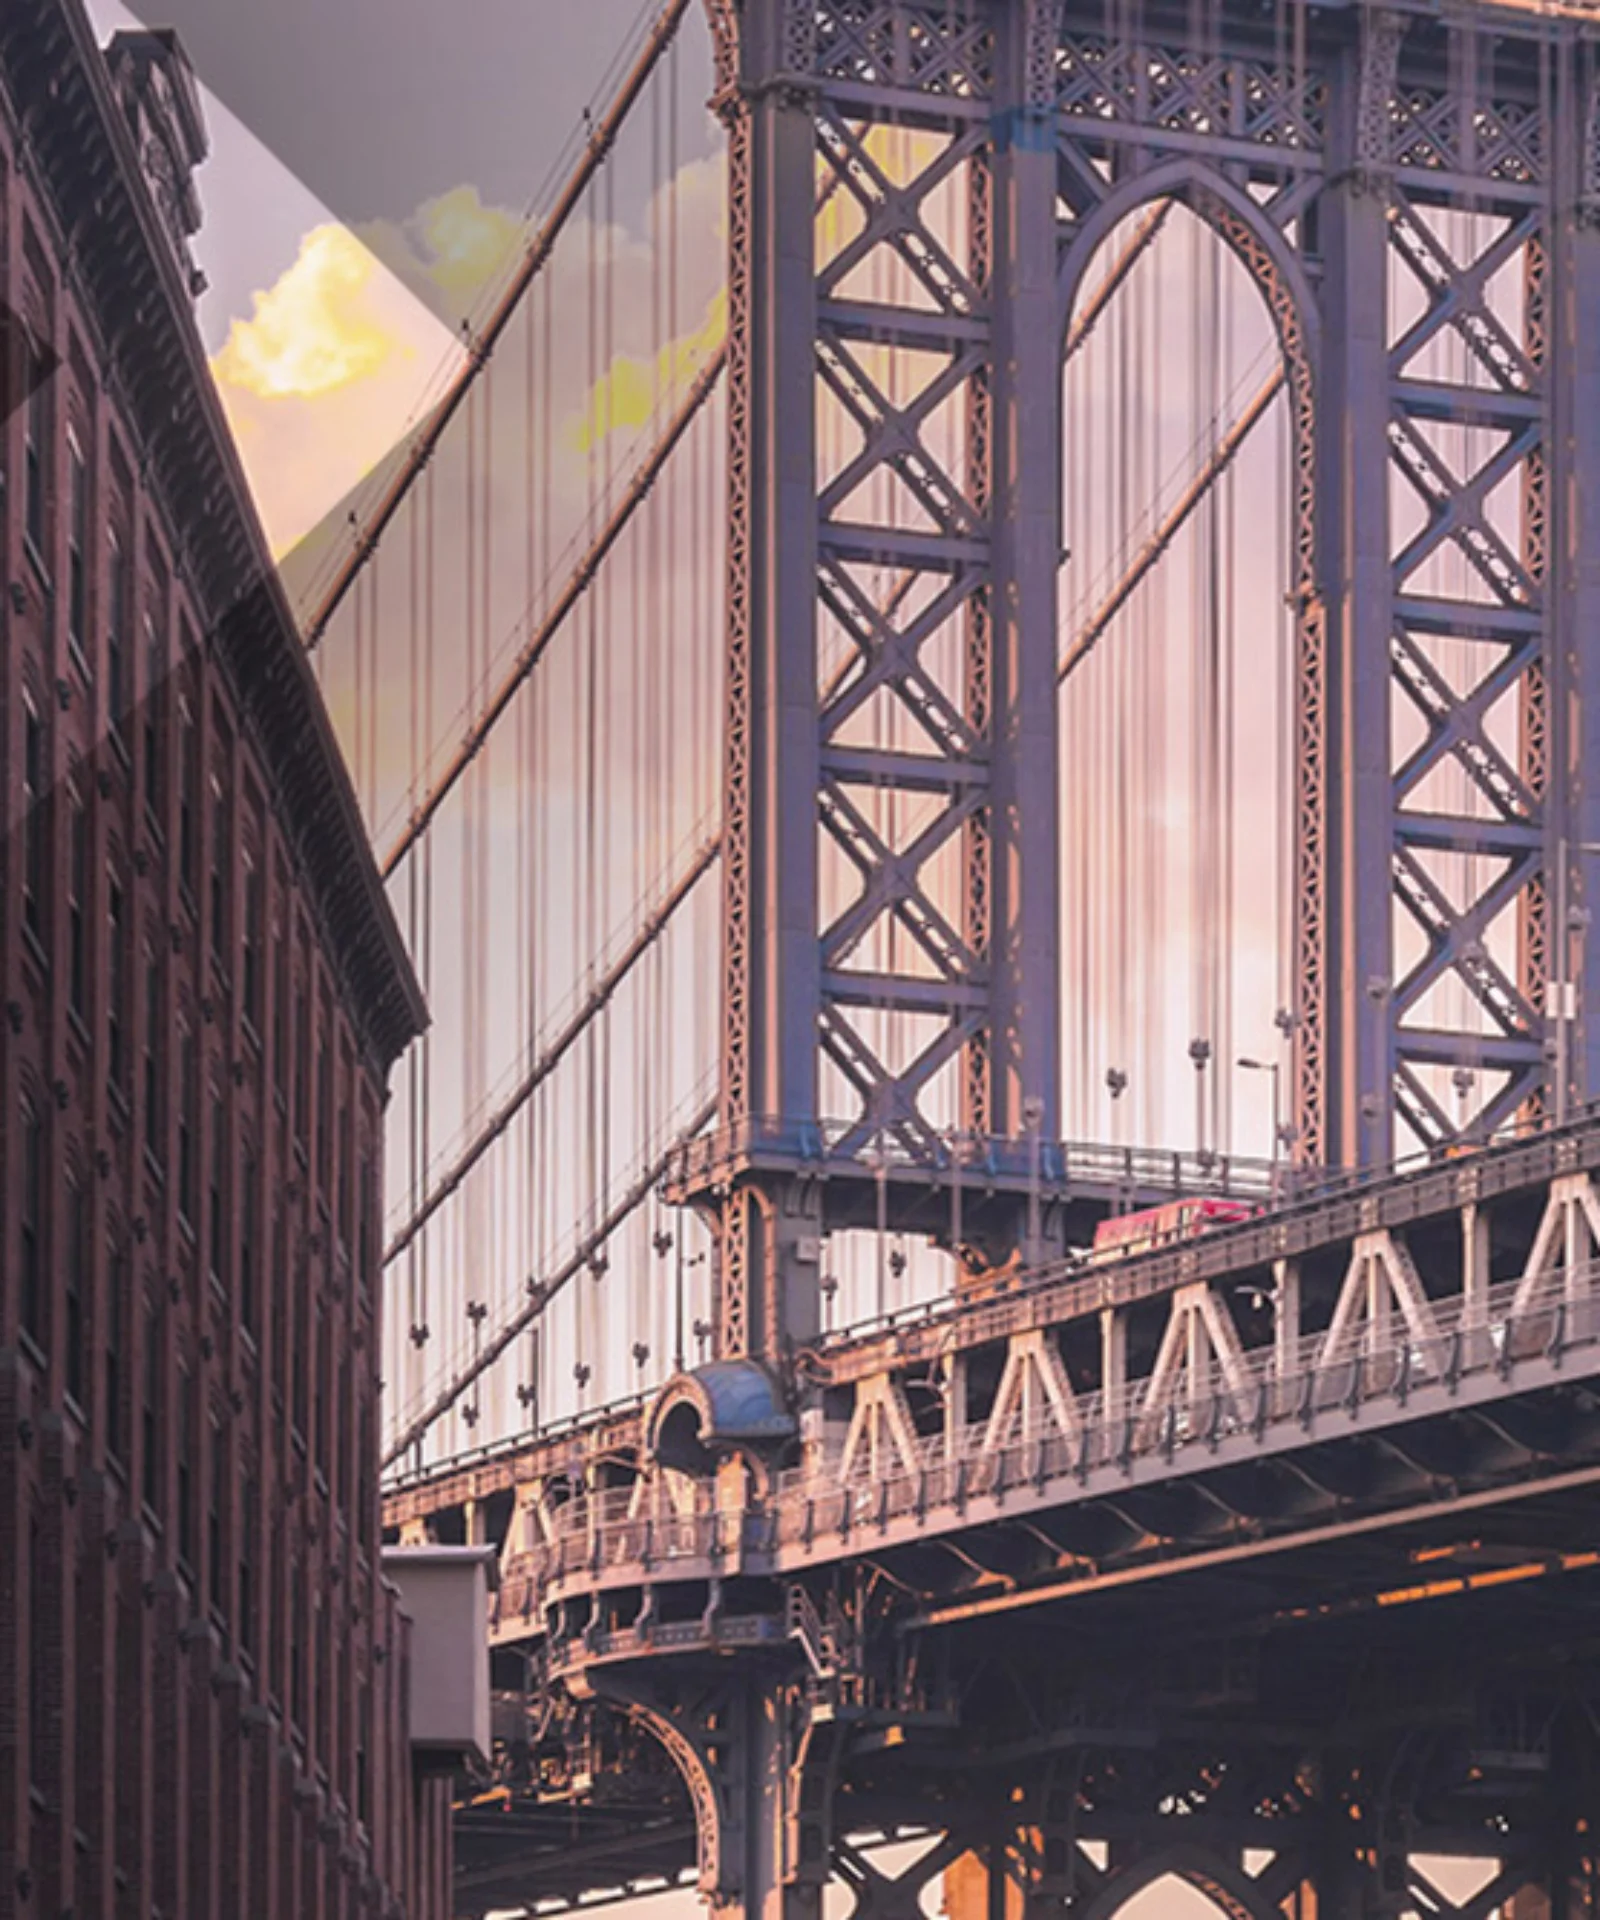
(716, 1673), (819, 1920)
(1318, 9), (1402, 1167)
(1551, 49), (1600, 1112)
(988, 0), (1064, 1153)
(712, 0), (824, 1359)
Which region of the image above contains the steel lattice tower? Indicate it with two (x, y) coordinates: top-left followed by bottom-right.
(676, 0), (1600, 1370)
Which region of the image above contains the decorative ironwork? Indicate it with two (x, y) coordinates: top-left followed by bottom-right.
(1053, 35), (1327, 152)
(813, 0), (994, 98)
(1355, 8), (1405, 192)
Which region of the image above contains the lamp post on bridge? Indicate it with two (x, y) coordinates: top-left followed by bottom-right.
(1237, 1055), (1281, 1206)
(1189, 1037), (1213, 1168)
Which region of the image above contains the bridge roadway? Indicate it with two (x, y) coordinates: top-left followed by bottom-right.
(385, 1114), (1600, 1918)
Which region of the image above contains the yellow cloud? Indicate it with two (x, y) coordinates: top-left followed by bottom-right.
(570, 287), (728, 455)
(213, 226), (398, 400)
(209, 223), (462, 558)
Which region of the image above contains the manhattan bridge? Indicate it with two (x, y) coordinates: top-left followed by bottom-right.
(291, 0), (1600, 1910)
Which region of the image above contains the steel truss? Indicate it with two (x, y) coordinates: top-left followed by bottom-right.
(692, 0), (1600, 1365)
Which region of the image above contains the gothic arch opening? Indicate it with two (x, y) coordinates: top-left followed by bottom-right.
(1057, 183), (1307, 1165)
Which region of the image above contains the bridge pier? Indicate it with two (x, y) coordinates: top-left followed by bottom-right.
(585, 1661), (832, 1920)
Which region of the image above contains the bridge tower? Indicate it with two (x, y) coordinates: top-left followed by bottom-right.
(675, 0), (1600, 1385)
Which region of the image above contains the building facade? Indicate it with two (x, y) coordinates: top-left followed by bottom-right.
(0, 6), (450, 1915)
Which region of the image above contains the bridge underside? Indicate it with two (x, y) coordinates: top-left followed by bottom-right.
(461, 1448), (1600, 1915)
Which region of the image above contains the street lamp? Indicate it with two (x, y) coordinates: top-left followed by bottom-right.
(1189, 1037), (1212, 1166)
(1237, 1055), (1281, 1203)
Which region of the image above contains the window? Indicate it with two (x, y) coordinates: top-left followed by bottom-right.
(292, 1264), (308, 1436)
(29, 1516), (47, 1787)
(176, 1366), (194, 1568)
(337, 1351), (352, 1507)
(316, 998), (332, 1187)
(64, 1174), (85, 1406)
(21, 691), (44, 940)
(357, 1150), (375, 1285)
(142, 945), (162, 1161)
(208, 1095), (227, 1286)
(272, 1200), (288, 1396)
(242, 855), (262, 1030)
(337, 1092), (353, 1254)
(177, 692), (197, 895)
(290, 1559), (306, 1729)
(19, 1099), (43, 1345)
(208, 1414), (225, 1616)
(67, 785), (88, 1021)
(209, 770), (229, 958)
(107, 530), (130, 746)
(356, 1683), (370, 1825)
(107, 874), (127, 1092)
(66, 435), (87, 657)
(293, 975), (309, 1146)
(272, 908), (289, 1096)
(177, 1027), (196, 1228)
(105, 1244), (126, 1463)
(141, 1299), (162, 1513)
(238, 1476), (256, 1656)
(240, 1153), (258, 1335)
(312, 1299), (326, 1478)
(356, 1402), (371, 1546)
(24, 335), (47, 558)
(142, 612), (164, 822)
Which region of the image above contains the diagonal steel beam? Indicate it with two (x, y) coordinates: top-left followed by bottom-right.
(1059, 363), (1285, 683)
(383, 832), (721, 1267)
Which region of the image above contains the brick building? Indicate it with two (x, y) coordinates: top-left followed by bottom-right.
(0, 5), (458, 1915)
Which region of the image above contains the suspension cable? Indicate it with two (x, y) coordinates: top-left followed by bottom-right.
(301, 0), (694, 653)
(381, 1095), (716, 1468)
(378, 346), (726, 879)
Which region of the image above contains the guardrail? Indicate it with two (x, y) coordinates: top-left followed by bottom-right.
(662, 1113), (1280, 1197)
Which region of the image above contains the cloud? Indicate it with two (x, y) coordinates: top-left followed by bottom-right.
(210, 152), (729, 561)
(569, 286), (726, 455)
(210, 222), (464, 555)
(360, 185), (527, 317)
(213, 224), (403, 399)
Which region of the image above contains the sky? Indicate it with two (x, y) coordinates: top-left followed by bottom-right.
(72, 4), (1541, 1915)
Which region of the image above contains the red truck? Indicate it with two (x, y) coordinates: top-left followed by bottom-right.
(1090, 1195), (1259, 1259)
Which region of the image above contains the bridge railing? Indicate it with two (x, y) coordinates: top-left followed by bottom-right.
(662, 1113), (1280, 1197)
(496, 1258), (1600, 1603)
(820, 1105), (1600, 1350)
